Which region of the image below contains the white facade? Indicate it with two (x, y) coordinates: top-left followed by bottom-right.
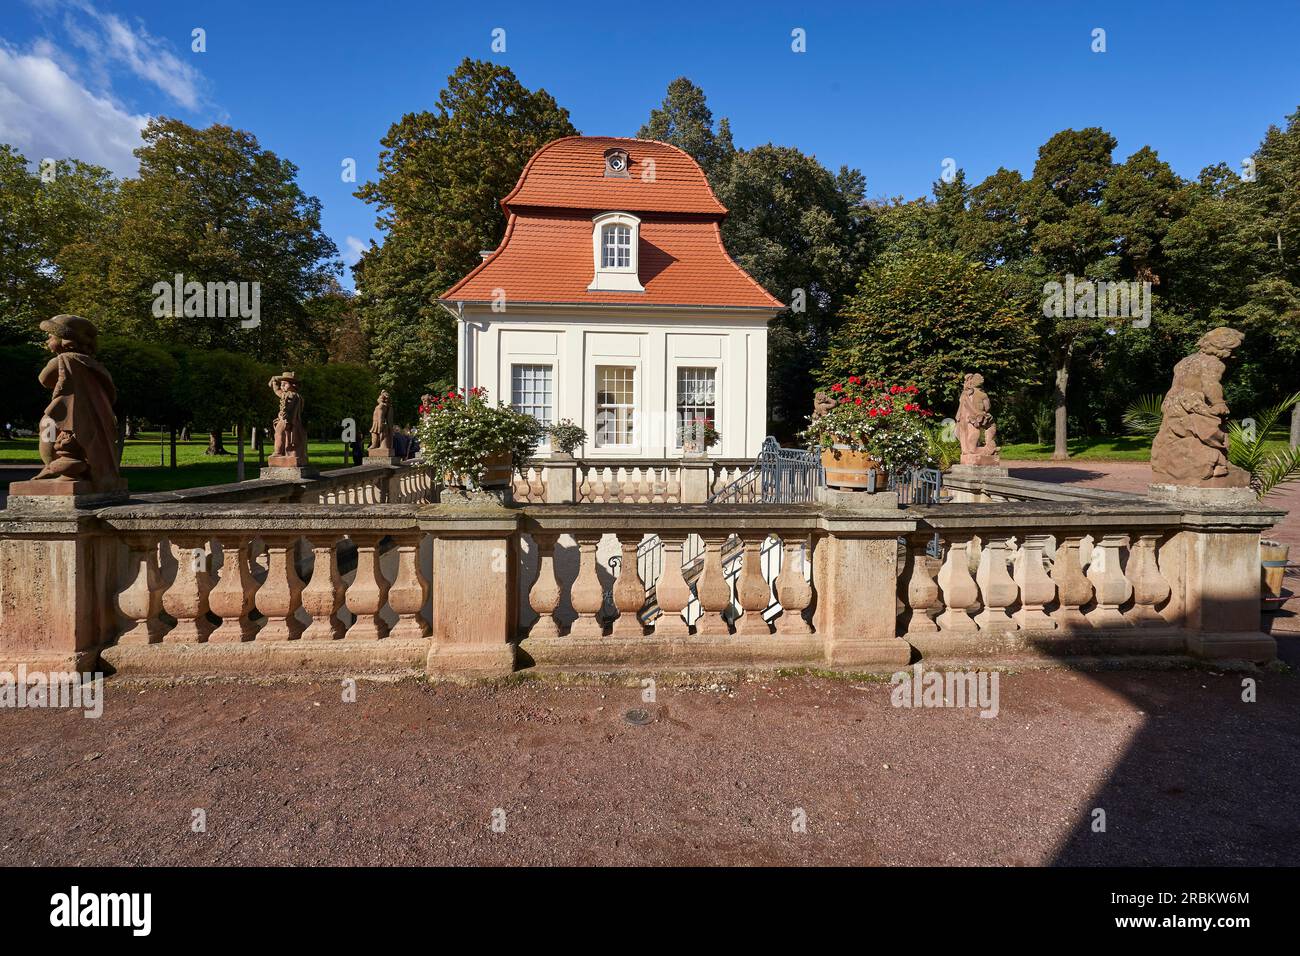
(454, 304), (770, 459)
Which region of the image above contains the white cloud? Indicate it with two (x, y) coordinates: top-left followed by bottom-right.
(60, 0), (205, 110)
(0, 43), (147, 176)
(344, 236), (367, 266)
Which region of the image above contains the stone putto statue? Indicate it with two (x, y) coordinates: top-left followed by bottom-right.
(811, 390), (837, 421)
(1150, 326), (1250, 487)
(956, 373), (1000, 465)
(267, 371), (308, 466)
(369, 389), (394, 456)
(31, 314), (123, 492)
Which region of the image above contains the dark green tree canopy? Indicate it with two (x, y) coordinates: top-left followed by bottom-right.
(637, 77), (736, 179)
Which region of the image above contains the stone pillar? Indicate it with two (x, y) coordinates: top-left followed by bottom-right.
(301, 538), (345, 641)
(344, 533), (390, 640)
(815, 511), (914, 667)
(423, 503), (520, 678)
(162, 535), (214, 643)
(679, 459), (714, 504)
(0, 511), (113, 671)
(652, 534), (692, 638)
(609, 533), (647, 637)
(545, 455), (578, 504)
(1013, 534), (1056, 631)
(734, 534), (773, 636)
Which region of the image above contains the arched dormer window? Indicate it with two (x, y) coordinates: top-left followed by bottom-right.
(588, 212), (644, 292)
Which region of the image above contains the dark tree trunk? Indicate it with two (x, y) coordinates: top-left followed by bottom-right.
(169, 426), (178, 469)
(206, 429), (228, 455)
(236, 422), (246, 482)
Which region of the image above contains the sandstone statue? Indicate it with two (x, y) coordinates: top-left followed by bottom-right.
(812, 390), (837, 421)
(1151, 327), (1250, 487)
(30, 314), (123, 492)
(368, 389), (395, 456)
(956, 373), (999, 465)
(267, 371), (308, 467)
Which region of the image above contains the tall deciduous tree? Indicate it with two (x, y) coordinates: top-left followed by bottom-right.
(60, 119), (339, 363)
(354, 59), (577, 417)
(637, 77), (736, 179)
(712, 145), (873, 434)
(822, 248), (1040, 410)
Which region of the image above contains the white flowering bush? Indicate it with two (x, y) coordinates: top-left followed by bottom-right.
(416, 387), (540, 488)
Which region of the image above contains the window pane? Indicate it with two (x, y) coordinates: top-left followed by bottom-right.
(595, 365), (635, 447)
(676, 366), (716, 447)
(511, 364), (552, 429)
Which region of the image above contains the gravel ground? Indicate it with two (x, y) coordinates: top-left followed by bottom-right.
(2, 667), (1297, 867)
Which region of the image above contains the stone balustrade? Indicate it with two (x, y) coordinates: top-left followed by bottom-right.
(511, 456), (753, 504)
(0, 474), (1283, 678)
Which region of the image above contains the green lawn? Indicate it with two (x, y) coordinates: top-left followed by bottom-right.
(1003, 432), (1294, 462)
(1, 432), (359, 493)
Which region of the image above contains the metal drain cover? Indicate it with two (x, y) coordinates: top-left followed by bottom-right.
(623, 708), (654, 726)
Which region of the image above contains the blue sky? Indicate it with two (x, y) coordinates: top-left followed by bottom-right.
(3, 0), (1298, 289)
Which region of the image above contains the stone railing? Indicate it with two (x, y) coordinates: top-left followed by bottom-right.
(0, 475), (1283, 678)
(511, 456), (753, 505)
(130, 461), (438, 507)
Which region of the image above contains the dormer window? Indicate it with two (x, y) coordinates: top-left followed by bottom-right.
(588, 212), (644, 292)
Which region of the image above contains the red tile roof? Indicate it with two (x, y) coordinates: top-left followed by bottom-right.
(442, 136), (782, 311)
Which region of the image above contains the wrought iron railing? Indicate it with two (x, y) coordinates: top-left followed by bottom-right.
(708, 437), (825, 504)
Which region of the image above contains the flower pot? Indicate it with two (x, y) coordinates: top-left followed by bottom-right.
(480, 451), (513, 488)
(1261, 539), (1290, 612)
(821, 445), (887, 491)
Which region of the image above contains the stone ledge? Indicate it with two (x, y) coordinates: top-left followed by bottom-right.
(98, 638), (431, 678)
(520, 634), (827, 669)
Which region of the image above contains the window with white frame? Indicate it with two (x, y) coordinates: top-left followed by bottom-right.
(601, 224), (632, 269)
(595, 365), (635, 447)
(676, 367), (717, 447)
(511, 364), (553, 429)
(588, 212), (644, 291)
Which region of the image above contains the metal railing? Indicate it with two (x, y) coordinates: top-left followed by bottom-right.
(708, 437), (825, 504)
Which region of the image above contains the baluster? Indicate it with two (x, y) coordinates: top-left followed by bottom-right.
(1086, 534), (1133, 628)
(529, 469), (545, 503)
(694, 534), (732, 635)
(901, 534), (941, 634)
(388, 533), (429, 639)
(650, 469), (665, 504)
(162, 535), (214, 643)
(735, 535), (774, 635)
(610, 533), (648, 637)
(209, 536), (257, 642)
(1051, 534), (1094, 629)
(345, 534), (390, 639)
(1126, 532), (1171, 625)
(568, 533), (605, 637)
(528, 532), (563, 638)
(116, 536), (164, 644)
(774, 537), (814, 634)
(975, 535), (1019, 632)
(578, 468), (592, 502)
(1013, 534), (1057, 630)
(301, 537), (344, 640)
(653, 535), (692, 638)
(255, 534), (304, 641)
(936, 535), (979, 631)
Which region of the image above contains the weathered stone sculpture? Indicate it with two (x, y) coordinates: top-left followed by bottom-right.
(812, 390), (837, 421)
(368, 389), (395, 458)
(12, 315), (126, 502)
(1151, 327), (1250, 488)
(267, 371), (308, 467)
(956, 373), (1000, 466)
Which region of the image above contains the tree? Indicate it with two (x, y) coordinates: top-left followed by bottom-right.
(299, 363), (379, 442)
(354, 59), (577, 416)
(0, 146), (118, 338)
(637, 77), (735, 179)
(822, 249), (1040, 410)
(172, 349), (272, 457)
(97, 336), (180, 458)
(60, 119), (340, 363)
(712, 145), (873, 434)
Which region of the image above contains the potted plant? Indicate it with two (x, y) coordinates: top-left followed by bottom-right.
(547, 419), (587, 459)
(678, 417), (721, 455)
(802, 377), (935, 489)
(416, 386), (540, 490)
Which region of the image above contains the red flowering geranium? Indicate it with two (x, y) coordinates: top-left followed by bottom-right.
(803, 377), (935, 472)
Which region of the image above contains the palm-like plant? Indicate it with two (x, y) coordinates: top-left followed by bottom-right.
(1121, 394), (1164, 438)
(1227, 392), (1300, 498)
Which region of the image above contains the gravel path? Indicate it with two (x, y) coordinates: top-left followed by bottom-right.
(2, 669), (1296, 867)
